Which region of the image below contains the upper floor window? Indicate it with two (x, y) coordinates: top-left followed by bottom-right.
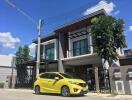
(73, 39), (88, 56)
(45, 43), (54, 60)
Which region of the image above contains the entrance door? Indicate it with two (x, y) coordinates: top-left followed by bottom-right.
(73, 66), (95, 91)
(46, 73), (63, 93)
(39, 73), (51, 92)
(86, 68), (95, 91)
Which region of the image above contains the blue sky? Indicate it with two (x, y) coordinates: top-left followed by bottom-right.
(0, 0), (132, 55)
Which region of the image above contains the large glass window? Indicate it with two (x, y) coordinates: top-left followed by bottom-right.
(40, 73), (50, 78)
(45, 43), (55, 60)
(73, 39), (88, 56)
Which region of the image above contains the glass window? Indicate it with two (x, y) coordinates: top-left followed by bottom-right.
(40, 73), (50, 78)
(59, 73), (73, 78)
(48, 73), (63, 79)
(73, 39), (88, 56)
(45, 43), (55, 60)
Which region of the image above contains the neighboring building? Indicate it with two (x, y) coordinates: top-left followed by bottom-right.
(0, 55), (16, 88)
(120, 49), (132, 66)
(109, 49), (132, 95)
(124, 49), (132, 56)
(32, 9), (124, 92)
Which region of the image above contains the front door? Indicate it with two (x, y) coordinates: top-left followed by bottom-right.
(47, 73), (63, 93)
(39, 73), (51, 92)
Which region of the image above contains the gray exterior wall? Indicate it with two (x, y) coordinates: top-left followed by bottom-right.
(0, 66), (16, 88)
(109, 65), (132, 95)
(0, 55), (16, 88)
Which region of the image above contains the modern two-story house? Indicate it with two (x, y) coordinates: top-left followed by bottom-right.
(32, 9), (124, 91)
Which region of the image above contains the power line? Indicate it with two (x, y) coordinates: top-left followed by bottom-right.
(4, 0), (37, 25)
(43, 2), (93, 29)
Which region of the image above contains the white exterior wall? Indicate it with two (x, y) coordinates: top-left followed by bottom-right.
(0, 55), (16, 87)
(0, 67), (16, 83)
(68, 27), (93, 57)
(0, 55), (15, 67)
(41, 39), (58, 60)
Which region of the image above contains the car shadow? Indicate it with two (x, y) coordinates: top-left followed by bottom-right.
(32, 93), (86, 97)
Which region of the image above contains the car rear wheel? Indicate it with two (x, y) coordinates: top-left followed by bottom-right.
(61, 86), (70, 97)
(35, 85), (40, 95)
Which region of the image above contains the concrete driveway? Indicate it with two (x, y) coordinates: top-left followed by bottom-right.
(0, 89), (131, 100)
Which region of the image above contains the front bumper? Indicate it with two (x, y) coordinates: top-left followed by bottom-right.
(79, 90), (88, 95)
(70, 84), (88, 95)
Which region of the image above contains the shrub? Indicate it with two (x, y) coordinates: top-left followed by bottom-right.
(0, 82), (4, 88)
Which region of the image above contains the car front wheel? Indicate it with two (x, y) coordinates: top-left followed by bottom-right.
(35, 85), (40, 95)
(61, 86), (70, 97)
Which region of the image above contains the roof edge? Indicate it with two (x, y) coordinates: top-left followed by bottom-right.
(54, 9), (107, 32)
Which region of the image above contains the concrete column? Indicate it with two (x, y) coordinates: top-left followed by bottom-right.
(89, 33), (93, 54)
(68, 32), (71, 57)
(58, 33), (64, 72)
(94, 65), (100, 93)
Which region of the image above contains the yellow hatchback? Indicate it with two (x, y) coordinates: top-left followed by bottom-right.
(34, 72), (88, 96)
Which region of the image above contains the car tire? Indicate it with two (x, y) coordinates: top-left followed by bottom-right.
(35, 85), (40, 95)
(61, 86), (70, 97)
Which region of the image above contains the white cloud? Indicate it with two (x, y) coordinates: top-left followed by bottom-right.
(29, 43), (36, 57)
(113, 10), (120, 15)
(83, 0), (115, 15)
(0, 32), (20, 48)
(8, 53), (15, 57)
(129, 25), (132, 31)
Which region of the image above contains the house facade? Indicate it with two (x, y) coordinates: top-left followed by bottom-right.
(33, 9), (124, 91)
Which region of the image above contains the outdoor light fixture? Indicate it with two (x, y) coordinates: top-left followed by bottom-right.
(114, 72), (121, 78)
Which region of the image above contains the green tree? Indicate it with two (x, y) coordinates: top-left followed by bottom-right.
(91, 16), (126, 90)
(16, 45), (30, 84)
(91, 15), (126, 66)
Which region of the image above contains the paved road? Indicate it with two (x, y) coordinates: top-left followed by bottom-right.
(0, 89), (131, 100)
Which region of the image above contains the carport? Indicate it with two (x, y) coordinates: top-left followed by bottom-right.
(62, 54), (102, 92)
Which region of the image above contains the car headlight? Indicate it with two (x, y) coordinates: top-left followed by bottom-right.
(69, 81), (79, 85)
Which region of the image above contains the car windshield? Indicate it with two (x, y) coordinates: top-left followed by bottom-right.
(59, 73), (74, 78)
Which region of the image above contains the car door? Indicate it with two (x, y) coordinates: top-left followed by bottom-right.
(39, 73), (51, 92)
(47, 73), (63, 93)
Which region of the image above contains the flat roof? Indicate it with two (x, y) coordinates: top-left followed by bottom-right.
(33, 9), (107, 43)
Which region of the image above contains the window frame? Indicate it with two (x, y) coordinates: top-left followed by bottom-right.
(73, 38), (88, 56)
(45, 43), (55, 60)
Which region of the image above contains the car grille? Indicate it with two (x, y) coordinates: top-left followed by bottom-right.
(78, 83), (87, 87)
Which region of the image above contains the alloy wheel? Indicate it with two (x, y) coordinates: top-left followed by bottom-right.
(61, 86), (70, 97)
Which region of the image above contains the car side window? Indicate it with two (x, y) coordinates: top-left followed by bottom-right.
(40, 73), (49, 78)
(49, 73), (63, 79)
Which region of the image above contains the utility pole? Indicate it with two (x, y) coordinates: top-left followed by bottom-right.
(36, 19), (43, 77)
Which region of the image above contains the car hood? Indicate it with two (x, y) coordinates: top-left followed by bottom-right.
(66, 78), (85, 83)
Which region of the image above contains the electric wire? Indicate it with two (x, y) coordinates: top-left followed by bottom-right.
(4, 0), (37, 25)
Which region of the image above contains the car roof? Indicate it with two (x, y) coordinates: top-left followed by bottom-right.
(39, 72), (61, 75)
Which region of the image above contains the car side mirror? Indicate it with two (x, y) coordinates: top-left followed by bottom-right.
(54, 77), (59, 80)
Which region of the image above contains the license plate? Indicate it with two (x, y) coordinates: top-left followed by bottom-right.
(83, 88), (87, 91)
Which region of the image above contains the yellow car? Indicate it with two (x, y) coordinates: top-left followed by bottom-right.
(34, 72), (88, 96)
